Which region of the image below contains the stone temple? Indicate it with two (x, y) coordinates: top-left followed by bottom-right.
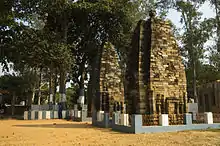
(98, 42), (124, 113)
(125, 17), (188, 115)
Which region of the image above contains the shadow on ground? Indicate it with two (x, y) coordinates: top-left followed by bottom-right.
(12, 122), (127, 134)
(13, 123), (93, 129)
(0, 115), (23, 120)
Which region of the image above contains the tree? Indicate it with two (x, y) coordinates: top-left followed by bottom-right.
(175, 0), (213, 101)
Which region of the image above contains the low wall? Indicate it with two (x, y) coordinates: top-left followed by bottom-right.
(24, 109), (92, 122)
(92, 112), (220, 134)
(135, 124), (220, 134)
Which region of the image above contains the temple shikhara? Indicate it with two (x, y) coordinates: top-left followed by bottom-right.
(125, 17), (188, 115)
(98, 43), (124, 113)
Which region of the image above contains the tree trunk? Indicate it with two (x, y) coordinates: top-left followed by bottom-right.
(89, 43), (105, 112)
(193, 59), (197, 102)
(53, 69), (58, 104)
(11, 92), (15, 116)
(214, 0), (220, 52)
(32, 89), (35, 104)
(38, 68), (42, 105)
(59, 70), (66, 109)
(49, 66), (53, 110)
(27, 91), (33, 107)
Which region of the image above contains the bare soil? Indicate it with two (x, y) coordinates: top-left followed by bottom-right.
(0, 120), (219, 146)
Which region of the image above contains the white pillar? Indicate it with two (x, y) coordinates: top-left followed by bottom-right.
(54, 111), (58, 119)
(46, 111), (51, 119)
(97, 111), (104, 121)
(77, 111), (81, 118)
(120, 114), (129, 126)
(204, 112), (213, 124)
(69, 109), (74, 118)
(159, 114), (169, 126)
(31, 111), (35, 120)
(38, 111), (42, 120)
(24, 111), (28, 120)
(62, 110), (67, 119)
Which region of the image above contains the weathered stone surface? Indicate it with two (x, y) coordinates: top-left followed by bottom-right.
(126, 17), (187, 114)
(99, 42), (124, 113)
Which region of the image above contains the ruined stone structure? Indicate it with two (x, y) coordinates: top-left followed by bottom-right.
(125, 17), (187, 115)
(198, 80), (220, 113)
(99, 42), (124, 113)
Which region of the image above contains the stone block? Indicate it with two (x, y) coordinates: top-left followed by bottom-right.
(159, 114), (169, 126)
(204, 112), (213, 124)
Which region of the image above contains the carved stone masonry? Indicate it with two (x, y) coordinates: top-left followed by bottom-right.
(98, 43), (124, 114)
(125, 17), (188, 115)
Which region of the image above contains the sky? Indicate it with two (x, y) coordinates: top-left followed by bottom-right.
(0, 1), (216, 77)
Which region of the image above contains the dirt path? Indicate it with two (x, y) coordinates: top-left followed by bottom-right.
(0, 120), (219, 146)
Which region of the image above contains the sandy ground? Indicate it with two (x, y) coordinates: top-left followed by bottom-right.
(0, 120), (220, 146)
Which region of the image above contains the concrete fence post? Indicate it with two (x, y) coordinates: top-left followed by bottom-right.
(62, 110), (67, 119)
(112, 112), (119, 125)
(120, 114), (129, 126)
(31, 111), (35, 120)
(204, 112), (213, 124)
(38, 111), (43, 120)
(159, 114), (169, 126)
(97, 111), (104, 121)
(131, 115), (142, 128)
(81, 109), (87, 121)
(46, 111), (51, 119)
(103, 113), (109, 128)
(24, 111), (28, 120)
(54, 111), (58, 119)
(183, 113), (192, 125)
